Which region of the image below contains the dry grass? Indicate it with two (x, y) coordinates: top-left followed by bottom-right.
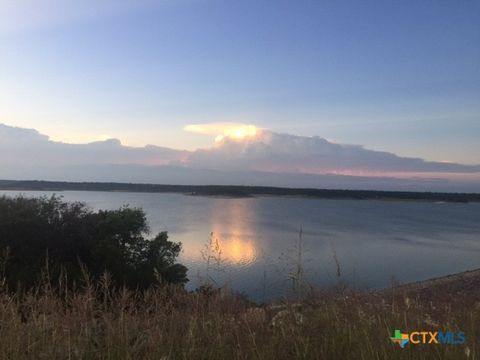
(0, 272), (478, 360)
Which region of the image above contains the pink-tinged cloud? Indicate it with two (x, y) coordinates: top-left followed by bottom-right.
(0, 123), (188, 167)
(185, 128), (480, 175)
(1, 122), (479, 191)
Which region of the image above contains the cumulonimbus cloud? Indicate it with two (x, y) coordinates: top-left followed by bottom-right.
(184, 123), (259, 141)
(183, 123), (250, 135)
(1, 122), (479, 191)
(185, 128), (480, 175)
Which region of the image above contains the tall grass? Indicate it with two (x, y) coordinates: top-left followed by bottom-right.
(0, 269), (477, 359)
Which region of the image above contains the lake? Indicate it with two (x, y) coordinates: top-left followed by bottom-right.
(2, 190), (480, 301)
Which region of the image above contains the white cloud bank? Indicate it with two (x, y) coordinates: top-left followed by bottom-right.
(187, 128), (480, 175)
(1, 122), (479, 192)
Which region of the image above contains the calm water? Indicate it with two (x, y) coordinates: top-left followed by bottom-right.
(2, 190), (480, 301)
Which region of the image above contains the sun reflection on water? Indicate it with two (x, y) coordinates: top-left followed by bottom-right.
(209, 200), (258, 266)
(181, 199), (258, 267)
(207, 234), (257, 266)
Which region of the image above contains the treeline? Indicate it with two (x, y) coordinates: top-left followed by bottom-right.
(0, 195), (187, 291)
(1, 179), (480, 202)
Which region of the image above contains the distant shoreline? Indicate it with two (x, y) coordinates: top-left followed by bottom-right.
(1, 179), (479, 202)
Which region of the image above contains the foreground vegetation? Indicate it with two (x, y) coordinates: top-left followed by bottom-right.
(0, 278), (477, 359)
(0, 195), (187, 290)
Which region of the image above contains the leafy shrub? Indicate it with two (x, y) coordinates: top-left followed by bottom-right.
(0, 195), (187, 290)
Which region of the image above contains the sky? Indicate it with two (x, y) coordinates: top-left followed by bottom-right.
(1, 0), (479, 164)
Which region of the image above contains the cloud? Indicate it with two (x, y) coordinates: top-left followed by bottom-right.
(0, 123), (188, 167)
(1, 122), (479, 191)
(184, 123), (259, 142)
(184, 123), (226, 135)
(0, 123), (49, 144)
(186, 129), (480, 175)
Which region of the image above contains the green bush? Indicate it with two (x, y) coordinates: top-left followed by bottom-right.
(0, 195), (188, 290)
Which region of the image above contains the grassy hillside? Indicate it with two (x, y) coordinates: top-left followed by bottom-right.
(0, 275), (477, 359)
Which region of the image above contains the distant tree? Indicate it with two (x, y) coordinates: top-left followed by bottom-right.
(0, 195), (187, 290)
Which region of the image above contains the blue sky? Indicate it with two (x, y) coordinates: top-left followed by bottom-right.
(1, 0), (479, 163)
